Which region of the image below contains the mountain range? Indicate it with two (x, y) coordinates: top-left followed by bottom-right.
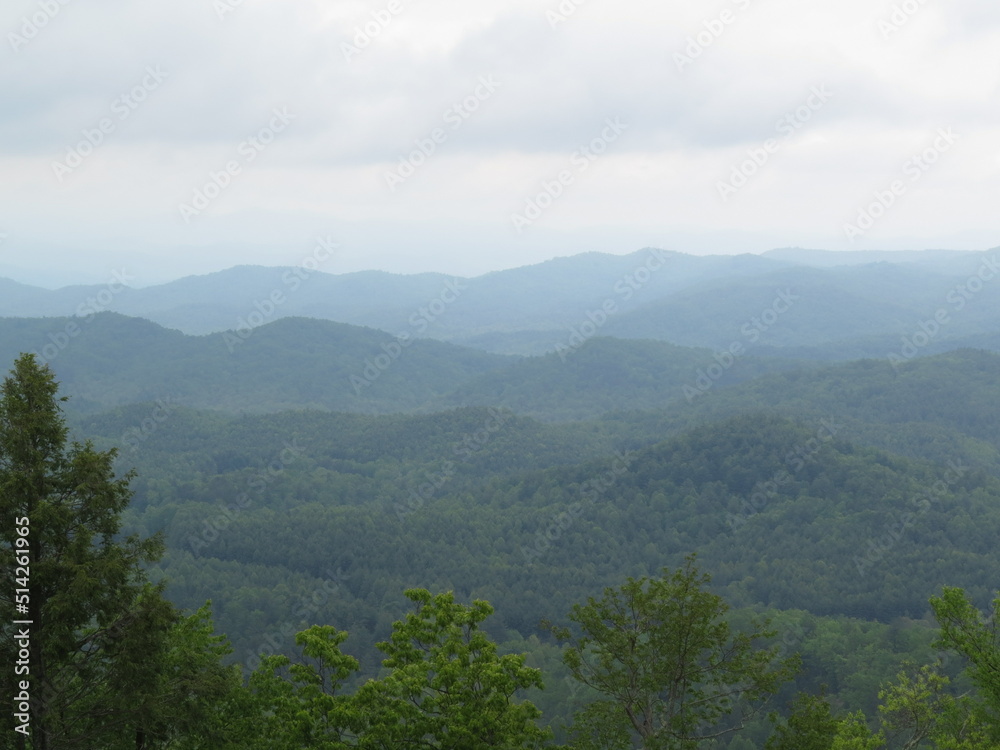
(6, 245), (1000, 747)
(4, 247), (999, 358)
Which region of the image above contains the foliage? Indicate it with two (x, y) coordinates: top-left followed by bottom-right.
(827, 663), (1000, 750)
(74, 401), (996, 719)
(0, 354), (168, 748)
(765, 690), (838, 750)
(11, 337), (1000, 746)
(830, 711), (883, 750)
(931, 587), (1000, 714)
(553, 557), (799, 749)
(355, 589), (553, 749)
(0, 355), (238, 749)
(244, 626), (362, 750)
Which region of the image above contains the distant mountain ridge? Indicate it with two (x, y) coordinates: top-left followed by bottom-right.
(762, 246), (990, 272)
(2, 247), (998, 358)
(0, 314), (510, 414)
(0, 312), (816, 418)
(0, 249), (788, 338)
(3, 311), (1000, 428)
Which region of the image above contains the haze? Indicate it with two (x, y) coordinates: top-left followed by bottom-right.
(2, 0), (998, 287)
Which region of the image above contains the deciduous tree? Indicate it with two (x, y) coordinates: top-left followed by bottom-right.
(356, 588), (553, 749)
(553, 556), (799, 750)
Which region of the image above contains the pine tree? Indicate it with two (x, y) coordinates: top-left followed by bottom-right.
(0, 354), (176, 748)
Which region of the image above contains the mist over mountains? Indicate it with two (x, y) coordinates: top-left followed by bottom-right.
(5, 247), (999, 358)
(6, 245), (1000, 747)
(3, 246), (1000, 421)
(10, 0), (1000, 741)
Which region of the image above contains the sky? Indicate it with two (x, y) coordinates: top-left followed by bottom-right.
(1, 0), (998, 287)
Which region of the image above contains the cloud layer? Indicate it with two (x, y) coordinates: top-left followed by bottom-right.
(2, 0), (998, 284)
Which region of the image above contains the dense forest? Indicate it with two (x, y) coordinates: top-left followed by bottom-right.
(4, 249), (1000, 748)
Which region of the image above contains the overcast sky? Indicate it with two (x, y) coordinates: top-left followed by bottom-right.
(2, 0), (998, 286)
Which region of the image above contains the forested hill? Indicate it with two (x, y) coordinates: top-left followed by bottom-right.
(432, 336), (808, 419)
(73, 403), (999, 678)
(7, 312), (1000, 433)
(7, 252), (1000, 746)
(0, 313), (509, 413)
(0, 312), (805, 416)
(651, 347), (1000, 474)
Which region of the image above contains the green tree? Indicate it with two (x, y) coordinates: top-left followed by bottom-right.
(138, 604), (247, 750)
(830, 711), (883, 750)
(931, 587), (1000, 714)
(244, 625), (362, 750)
(355, 588), (553, 749)
(927, 587), (1000, 748)
(0, 354), (227, 749)
(765, 690), (839, 750)
(554, 556), (799, 750)
(829, 663), (999, 750)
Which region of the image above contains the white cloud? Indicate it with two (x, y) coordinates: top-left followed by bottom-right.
(0, 0), (997, 283)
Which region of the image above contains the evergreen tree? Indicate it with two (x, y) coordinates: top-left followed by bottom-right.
(0, 354), (220, 749)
